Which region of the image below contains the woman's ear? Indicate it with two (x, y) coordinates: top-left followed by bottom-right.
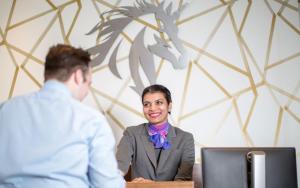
(168, 102), (172, 114)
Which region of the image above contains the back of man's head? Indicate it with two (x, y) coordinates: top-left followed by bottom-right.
(44, 44), (91, 82)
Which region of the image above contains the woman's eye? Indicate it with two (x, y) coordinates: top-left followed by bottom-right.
(156, 101), (163, 105)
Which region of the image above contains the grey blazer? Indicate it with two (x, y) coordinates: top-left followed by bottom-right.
(116, 123), (195, 181)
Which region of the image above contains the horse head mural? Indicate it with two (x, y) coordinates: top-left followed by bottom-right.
(87, 0), (188, 95)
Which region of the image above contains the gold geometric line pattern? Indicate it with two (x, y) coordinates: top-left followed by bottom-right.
(274, 107), (284, 146)
(207, 100), (233, 144)
(263, 14), (276, 78)
(194, 4), (229, 63)
(274, 0), (299, 11)
(177, 3), (226, 26)
(177, 62), (193, 126)
(265, 51), (300, 70)
(90, 87), (144, 118)
(228, 5), (257, 95)
(238, 0), (252, 35)
(182, 40), (248, 76)
(194, 62), (232, 98)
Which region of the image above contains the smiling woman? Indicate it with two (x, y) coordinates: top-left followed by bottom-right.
(116, 84), (195, 182)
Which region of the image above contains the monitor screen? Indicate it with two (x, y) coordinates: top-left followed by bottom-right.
(201, 147), (298, 188)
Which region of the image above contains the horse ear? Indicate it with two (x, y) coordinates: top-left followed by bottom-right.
(171, 3), (188, 20)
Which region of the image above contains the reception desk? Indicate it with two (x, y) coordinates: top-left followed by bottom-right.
(126, 181), (194, 188)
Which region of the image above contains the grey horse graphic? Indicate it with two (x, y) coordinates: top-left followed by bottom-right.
(87, 0), (188, 95)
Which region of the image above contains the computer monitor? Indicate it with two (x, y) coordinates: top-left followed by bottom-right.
(201, 147), (298, 188)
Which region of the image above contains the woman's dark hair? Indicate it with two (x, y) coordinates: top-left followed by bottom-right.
(142, 84), (172, 104)
(44, 44), (91, 82)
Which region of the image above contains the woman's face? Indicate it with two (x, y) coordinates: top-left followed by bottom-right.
(142, 92), (172, 125)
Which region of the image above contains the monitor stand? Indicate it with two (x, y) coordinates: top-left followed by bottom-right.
(247, 151), (266, 188)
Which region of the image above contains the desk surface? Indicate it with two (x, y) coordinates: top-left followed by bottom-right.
(126, 181), (194, 188)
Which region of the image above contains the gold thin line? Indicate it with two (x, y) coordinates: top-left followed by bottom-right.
(232, 97), (243, 130)
(179, 97), (229, 121)
(20, 65), (42, 88)
(228, 5), (257, 95)
(177, 3), (225, 25)
(6, 44), (18, 67)
(266, 82), (300, 103)
(106, 111), (126, 130)
(286, 80), (300, 107)
(21, 13), (59, 67)
(177, 62), (193, 126)
(240, 37), (264, 78)
(6, 45), (21, 98)
(90, 88), (105, 113)
(195, 5), (229, 62)
(155, 59), (165, 77)
(92, 55), (128, 73)
(91, 87), (144, 118)
(107, 77), (132, 111)
(208, 101), (233, 144)
(182, 40), (248, 76)
(284, 106), (300, 123)
(5, 43), (44, 65)
(180, 81), (265, 121)
(238, 0), (252, 35)
(264, 0), (275, 14)
(278, 14), (300, 35)
(277, 0), (289, 15)
(46, 0), (57, 9)
(274, 0), (298, 11)
(220, 0), (227, 5)
(8, 0), (76, 30)
(194, 62), (232, 98)
(66, 1), (82, 39)
(242, 94), (258, 131)
(91, 0), (102, 16)
(266, 51), (300, 70)
(8, 67), (19, 99)
(0, 27), (4, 39)
(57, 8), (69, 44)
(120, 31), (133, 43)
(233, 81), (264, 97)
(4, 0), (16, 38)
(274, 107), (284, 146)
(243, 131), (255, 147)
(263, 14), (276, 78)
(232, 96), (254, 146)
(264, 81), (283, 107)
(9, 9), (54, 30)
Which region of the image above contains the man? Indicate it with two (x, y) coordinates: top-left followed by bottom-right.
(0, 44), (125, 188)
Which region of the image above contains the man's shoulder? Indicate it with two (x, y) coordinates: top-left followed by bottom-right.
(0, 93), (33, 110)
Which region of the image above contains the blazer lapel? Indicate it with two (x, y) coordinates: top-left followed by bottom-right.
(141, 126), (157, 169)
(157, 125), (176, 168)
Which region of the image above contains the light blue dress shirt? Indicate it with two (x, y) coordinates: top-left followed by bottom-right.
(0, 80), (125, 188)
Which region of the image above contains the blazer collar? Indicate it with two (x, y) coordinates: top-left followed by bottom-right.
(141, 123), (176, 169)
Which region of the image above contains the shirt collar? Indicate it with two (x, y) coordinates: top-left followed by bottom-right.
(41, 80), (72, 98)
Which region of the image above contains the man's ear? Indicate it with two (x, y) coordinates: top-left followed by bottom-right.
(74, 69), (84, 85)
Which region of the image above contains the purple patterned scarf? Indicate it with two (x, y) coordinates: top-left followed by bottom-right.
(147, 122), (171, 150)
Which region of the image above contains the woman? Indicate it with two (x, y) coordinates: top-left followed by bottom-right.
(116, 84), (195, 182)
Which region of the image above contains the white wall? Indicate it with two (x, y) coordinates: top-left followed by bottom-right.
(1, 0), (300, 183)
